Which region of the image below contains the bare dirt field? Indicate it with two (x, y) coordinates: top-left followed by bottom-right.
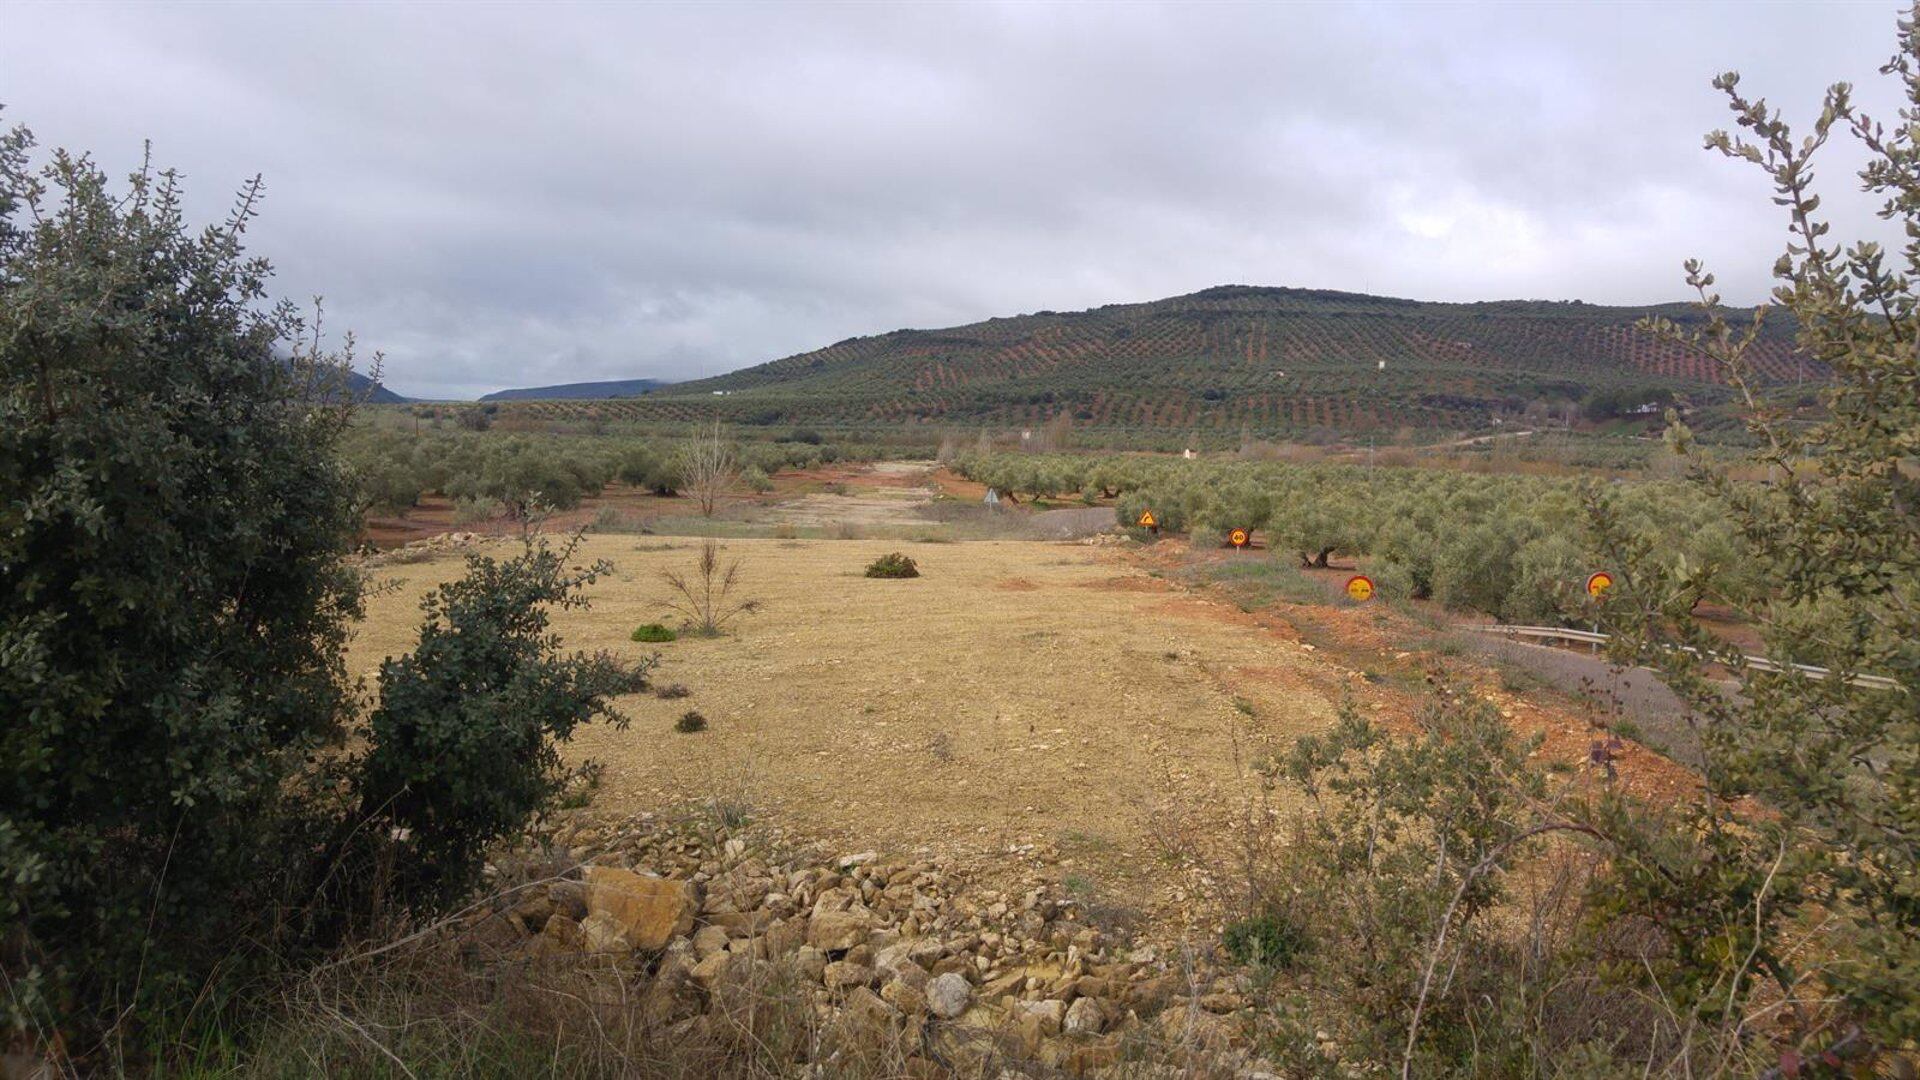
(759, 461), (944, 529)
(350, 535), (1353, 928)
(351, 463), (1710, 938)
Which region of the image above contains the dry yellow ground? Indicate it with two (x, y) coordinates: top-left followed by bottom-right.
(349, 536), (1345, 911)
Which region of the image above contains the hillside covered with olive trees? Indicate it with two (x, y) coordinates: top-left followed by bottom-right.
(549, 285), (1816, 441)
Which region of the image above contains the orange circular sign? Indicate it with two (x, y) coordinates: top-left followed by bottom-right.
(1228, 528), (1250, 548)
(1586, 571), (1614, 599)
(1346, 575), (1375, 602)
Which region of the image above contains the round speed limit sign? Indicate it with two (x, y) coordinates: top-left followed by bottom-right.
(1228, 527), (1250, 549)
(1346, 575), (1375, 602)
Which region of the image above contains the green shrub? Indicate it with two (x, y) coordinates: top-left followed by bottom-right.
(675, 711), (708, 733)
(1222, 909), (1308, 969)
(453, 494), (504, 524)
(1594, 35), (1920, 1048)
(606, 657), (656, 694)
(0, 124), (634, 1060)
(355, 536), (639, 913)
(864, 552), (920, 578)
(631, 622), (678, 643)
(1, 130), (371, 1049)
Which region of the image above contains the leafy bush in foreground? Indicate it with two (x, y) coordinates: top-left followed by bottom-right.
(1595, 35), (1920, 1049)
(0, 122), (630, 1064)
(354, 538), (635, 911)
(1247, 25), (1920, 1073)
(1, 124), (368, 1048)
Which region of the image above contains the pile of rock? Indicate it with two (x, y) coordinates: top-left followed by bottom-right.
(480, 811), (1273, 1077)
(361, 531), (490, 566)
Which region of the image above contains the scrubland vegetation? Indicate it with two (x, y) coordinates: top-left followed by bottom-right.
(6, 13), (1920, 1080)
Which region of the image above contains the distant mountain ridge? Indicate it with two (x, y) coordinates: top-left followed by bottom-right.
(490, 285), (1815, 438)
(479, 377), (670, 402)
(343, 369), (409, 404)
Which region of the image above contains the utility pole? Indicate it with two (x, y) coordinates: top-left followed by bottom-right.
(1370, 359), (1385, 482)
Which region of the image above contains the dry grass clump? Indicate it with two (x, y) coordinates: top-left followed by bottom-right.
(659, 539), (759, 636)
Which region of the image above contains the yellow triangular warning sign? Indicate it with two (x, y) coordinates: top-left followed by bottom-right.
(1138, 509), (1157, 528)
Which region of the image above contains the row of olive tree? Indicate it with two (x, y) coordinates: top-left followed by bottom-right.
(340, 425), (850, 519)
(958, 449), (1760, 625)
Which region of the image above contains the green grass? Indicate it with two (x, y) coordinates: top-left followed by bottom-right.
(1056, 829), (1119, 858)
(1188, 556), (1328, 607)
(1222, 908), (1310, 969)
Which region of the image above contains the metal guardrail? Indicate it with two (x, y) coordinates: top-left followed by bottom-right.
(1472, 624), (1903, 693)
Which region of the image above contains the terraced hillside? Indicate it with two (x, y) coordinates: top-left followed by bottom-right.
(479, 377), (670, 402)
(497, 286), (1813, 440)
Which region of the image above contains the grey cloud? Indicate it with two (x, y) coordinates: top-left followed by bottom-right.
(2, 1), (1906, 398)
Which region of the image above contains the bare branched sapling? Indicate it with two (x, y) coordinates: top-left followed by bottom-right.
(660, 539), (759, 636)
(679, 420), (739, 519)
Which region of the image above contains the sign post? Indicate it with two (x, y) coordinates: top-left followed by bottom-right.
(1228, 527), (1250, 552)
(1584, 572), (1613, 654)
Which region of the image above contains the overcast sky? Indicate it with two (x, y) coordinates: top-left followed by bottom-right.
(3, 2), (1907, 399)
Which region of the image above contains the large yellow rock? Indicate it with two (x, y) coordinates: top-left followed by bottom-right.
(584, 867), (698, 951)
(806, 907), (874, 952)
